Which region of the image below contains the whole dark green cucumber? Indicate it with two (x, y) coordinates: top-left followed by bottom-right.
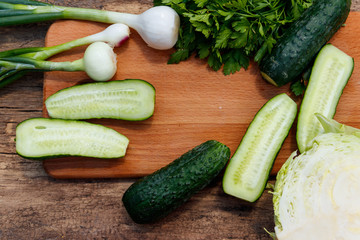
(259, 0), (351, 87)
(122, 140), (231, 224)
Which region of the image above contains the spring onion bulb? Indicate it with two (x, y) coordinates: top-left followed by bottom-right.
(0, 42), (118, 82)
(0, 23), (129, 87)
(90, 23), (130, 48)
(83, 42), (117, 82)
(0, 0), (180, 50)
(124, 6), (180, 50)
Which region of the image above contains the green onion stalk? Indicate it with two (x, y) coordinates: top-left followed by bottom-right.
(1, 41), (122, 83)
(0, 23), (130, 87)
(0, 0), (180, 50)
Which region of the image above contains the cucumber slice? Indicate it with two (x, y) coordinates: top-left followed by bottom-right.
(45, 79), (155, 121)
(296, 44), (354, 153)
(15, 118), (129, 159)
(222, 93), (297, 202)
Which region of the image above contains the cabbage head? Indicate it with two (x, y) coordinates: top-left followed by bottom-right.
(273, 114), (360, 240)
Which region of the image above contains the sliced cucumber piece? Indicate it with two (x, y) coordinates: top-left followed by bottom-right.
(45, 79), (155, 121)
(16, 118), (129, 159)
(296, 44), (354, 153)
(222, 93), (297, 202)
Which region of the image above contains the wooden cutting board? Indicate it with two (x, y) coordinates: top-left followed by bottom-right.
(42, 12), (360, 179)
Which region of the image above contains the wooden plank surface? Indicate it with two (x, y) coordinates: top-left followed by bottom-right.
(43, 13), (360, 179)
(1, 0), (360, 239)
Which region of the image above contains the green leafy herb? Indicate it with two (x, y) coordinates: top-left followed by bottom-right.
(155, 0), (313, 76)
(290, 80), (307, 96)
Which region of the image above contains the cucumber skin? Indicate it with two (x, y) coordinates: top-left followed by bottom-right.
(45, 79), (156, 121)
(15, 118), (129, 160)
(259, 0), (351, 87)
(122, 140), (231, 224)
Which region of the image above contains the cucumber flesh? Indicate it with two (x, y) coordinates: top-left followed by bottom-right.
(222, 93), (297, 202)
(296, 44), (354, 153)
(45, 79), (155, 121)
(16, 118), (129, 159)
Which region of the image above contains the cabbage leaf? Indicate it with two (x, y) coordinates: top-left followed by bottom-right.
(273, 115), (360, 240)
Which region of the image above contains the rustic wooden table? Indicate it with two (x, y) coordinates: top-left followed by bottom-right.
(1, 1), (359, 239)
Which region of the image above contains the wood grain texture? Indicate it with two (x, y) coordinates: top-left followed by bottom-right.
(42, 13), (360, 179)
(0, 1), (360, 239)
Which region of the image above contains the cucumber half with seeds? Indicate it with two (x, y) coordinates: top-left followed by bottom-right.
(296, 44), (354, 153)
(222, 93), (297, 202)
(45, 79), (155, 121)
(16, 118), (129, 160)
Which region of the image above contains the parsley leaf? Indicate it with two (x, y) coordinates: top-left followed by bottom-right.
(291, 80), (307, 96)
(168, 48), (190, 64)
(223, 49), (249, 75)
(155, 0), (313, 84)
(215, 26), (232, 49)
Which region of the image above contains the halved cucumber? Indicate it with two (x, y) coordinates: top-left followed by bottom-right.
(15, 118), (129, 159)
(222, 93), (297, 202)
(296, 44), (354, 153)
(45, 79), (155, 121)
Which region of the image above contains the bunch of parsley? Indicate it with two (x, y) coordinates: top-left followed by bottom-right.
(154, 0), (313, 77)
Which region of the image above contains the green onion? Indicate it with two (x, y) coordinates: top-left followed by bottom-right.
(1, 41), (119, 82)
(0, 0), (180, 50)
(0, 23), (129, 86)
(0, 0), (50, 6)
